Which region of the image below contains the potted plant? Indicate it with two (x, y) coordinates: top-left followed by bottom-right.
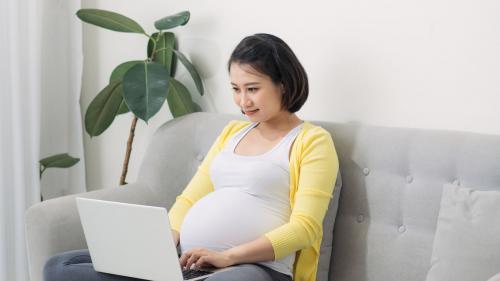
(77, 9), (204, 185)
(39, 153), (80, 201)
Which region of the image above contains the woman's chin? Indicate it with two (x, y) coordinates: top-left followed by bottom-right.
(247, 115), (261, 122)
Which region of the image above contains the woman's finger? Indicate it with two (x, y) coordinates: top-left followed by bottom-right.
(186, 252), (200, 270)
(195, 256), (209, 268)
(181, 251), (195, 268)
(180, 248), (211, 269)
(179, 252), (190, 267)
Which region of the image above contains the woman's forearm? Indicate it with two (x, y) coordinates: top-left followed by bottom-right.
(223, 236), (275, 265)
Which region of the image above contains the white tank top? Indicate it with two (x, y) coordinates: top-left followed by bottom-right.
(179, 121), (304, 277)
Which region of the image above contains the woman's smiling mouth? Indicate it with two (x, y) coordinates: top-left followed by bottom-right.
(245, 109), (259, 115)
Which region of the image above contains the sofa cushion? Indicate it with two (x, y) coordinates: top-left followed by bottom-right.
(425, 183), (500, 281)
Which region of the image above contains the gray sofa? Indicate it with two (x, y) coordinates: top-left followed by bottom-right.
(25, 112), (500, 281)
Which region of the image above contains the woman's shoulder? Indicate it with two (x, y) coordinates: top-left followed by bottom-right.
(301, 121), (333, 141)
(297, 121), (338, 162)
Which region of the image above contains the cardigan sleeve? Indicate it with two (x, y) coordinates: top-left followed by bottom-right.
(168, 121), (236, 232)
(264, 127), (339, 259)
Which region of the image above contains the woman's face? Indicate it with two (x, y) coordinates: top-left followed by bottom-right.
(229, 62), (285, 122)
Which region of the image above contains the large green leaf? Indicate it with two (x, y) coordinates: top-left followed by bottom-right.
(40, 153), (80, 168)
(122, 61), (169, 122)
(85, 81), (123, 136)
(154, 11), (190, 30)
(167, 78), (196, 117)
(173, 50), (204, 96)
(110, 60), (142, 83)
(76, 9), (145, 34)
(147, 34), (178, 76)
(109, 61), (143, 115)
(147, 32), (174, 75)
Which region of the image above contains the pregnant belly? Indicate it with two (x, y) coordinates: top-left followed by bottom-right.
(179, 189), (290, 252)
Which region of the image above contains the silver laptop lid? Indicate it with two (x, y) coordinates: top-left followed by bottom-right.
(75, 197), (184, 281)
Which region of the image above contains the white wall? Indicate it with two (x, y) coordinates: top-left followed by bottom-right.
(81, 0), (500, 190)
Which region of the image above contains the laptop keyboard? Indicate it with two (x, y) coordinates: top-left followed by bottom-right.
(182, 268), (212, 280)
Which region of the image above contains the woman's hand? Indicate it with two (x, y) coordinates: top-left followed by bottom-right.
(179, 236), (274, 271)
(179, 248), (234, 270)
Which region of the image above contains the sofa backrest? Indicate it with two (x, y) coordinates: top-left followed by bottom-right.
(321, 121), (500, 281)
(138, 112), (237, 206)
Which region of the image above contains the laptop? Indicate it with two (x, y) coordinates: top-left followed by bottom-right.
(75, 197), (227, 281)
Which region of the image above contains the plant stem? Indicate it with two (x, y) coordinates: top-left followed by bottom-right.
(40, 166), (45, 179)
(146, 32), (159, 60)
(149, 32), (164, 61)
(40, 166), (45, 201)
(120, 116), (138, 186)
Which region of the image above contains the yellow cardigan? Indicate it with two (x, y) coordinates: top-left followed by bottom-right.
(168, 120), (339, 281)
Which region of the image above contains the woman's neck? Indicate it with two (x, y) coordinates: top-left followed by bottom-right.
(255, 112), (302, 136)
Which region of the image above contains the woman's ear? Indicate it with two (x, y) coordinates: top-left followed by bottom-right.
(280, 83), (285, 94)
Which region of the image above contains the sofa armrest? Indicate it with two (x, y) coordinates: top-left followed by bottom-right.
(25, 183), (163, 281)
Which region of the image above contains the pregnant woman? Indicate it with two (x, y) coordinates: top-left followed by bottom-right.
(43, 33), (339, 281)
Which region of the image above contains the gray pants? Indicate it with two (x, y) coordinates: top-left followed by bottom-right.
(43, 249), (292, 281)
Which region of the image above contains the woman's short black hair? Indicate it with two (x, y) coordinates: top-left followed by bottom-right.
(228, 33), (308, 113)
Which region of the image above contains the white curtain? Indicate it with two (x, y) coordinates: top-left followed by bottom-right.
(38, 0), (86, 199)
(0, 0), (85, 280)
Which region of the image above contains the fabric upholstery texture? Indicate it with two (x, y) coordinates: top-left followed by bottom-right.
(25, 112), (500, 281)
(425, 184), (500, 281)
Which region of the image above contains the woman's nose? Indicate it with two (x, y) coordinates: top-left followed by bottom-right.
(239, 93), (252, 107)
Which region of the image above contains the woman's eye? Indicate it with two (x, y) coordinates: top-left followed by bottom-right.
(248, 87), (258, 93)
(232, 87), (240, 93)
